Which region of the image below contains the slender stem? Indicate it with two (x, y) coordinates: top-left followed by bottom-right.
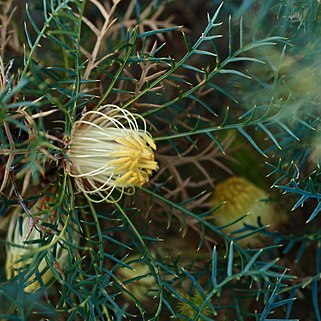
(96, 28), (139, 108)
(20, 0), (71, 79)
(112, 198), (164, 320)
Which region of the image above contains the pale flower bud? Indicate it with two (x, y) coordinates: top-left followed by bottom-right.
(117, 254), (156, 302)
(5, 201), (71, 293)
(66, 105), (158, 202)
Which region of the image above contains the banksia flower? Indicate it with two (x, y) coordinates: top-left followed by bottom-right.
(211, 177), (283, 244)
(66, 105), (158, 202)
(5, 196), (72, 293)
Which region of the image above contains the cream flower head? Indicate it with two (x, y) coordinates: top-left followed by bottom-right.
(66, 104), (158, 202)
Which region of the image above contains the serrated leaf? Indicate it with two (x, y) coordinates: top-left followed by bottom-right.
(138, 26), (182, 38)
(211, 246), (218, 288)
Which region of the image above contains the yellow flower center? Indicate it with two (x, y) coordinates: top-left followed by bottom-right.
(110, 132), (158, 187)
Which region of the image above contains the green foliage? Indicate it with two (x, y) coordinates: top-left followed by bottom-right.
(0, 0), (321, 320)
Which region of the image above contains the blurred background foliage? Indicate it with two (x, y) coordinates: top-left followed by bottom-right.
(0, 0), (321, 320)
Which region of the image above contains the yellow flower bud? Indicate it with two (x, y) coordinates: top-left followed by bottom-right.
(66, 105), (158, 202)
(211, 177), (282, 244)
(177, 290), (211, 321)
